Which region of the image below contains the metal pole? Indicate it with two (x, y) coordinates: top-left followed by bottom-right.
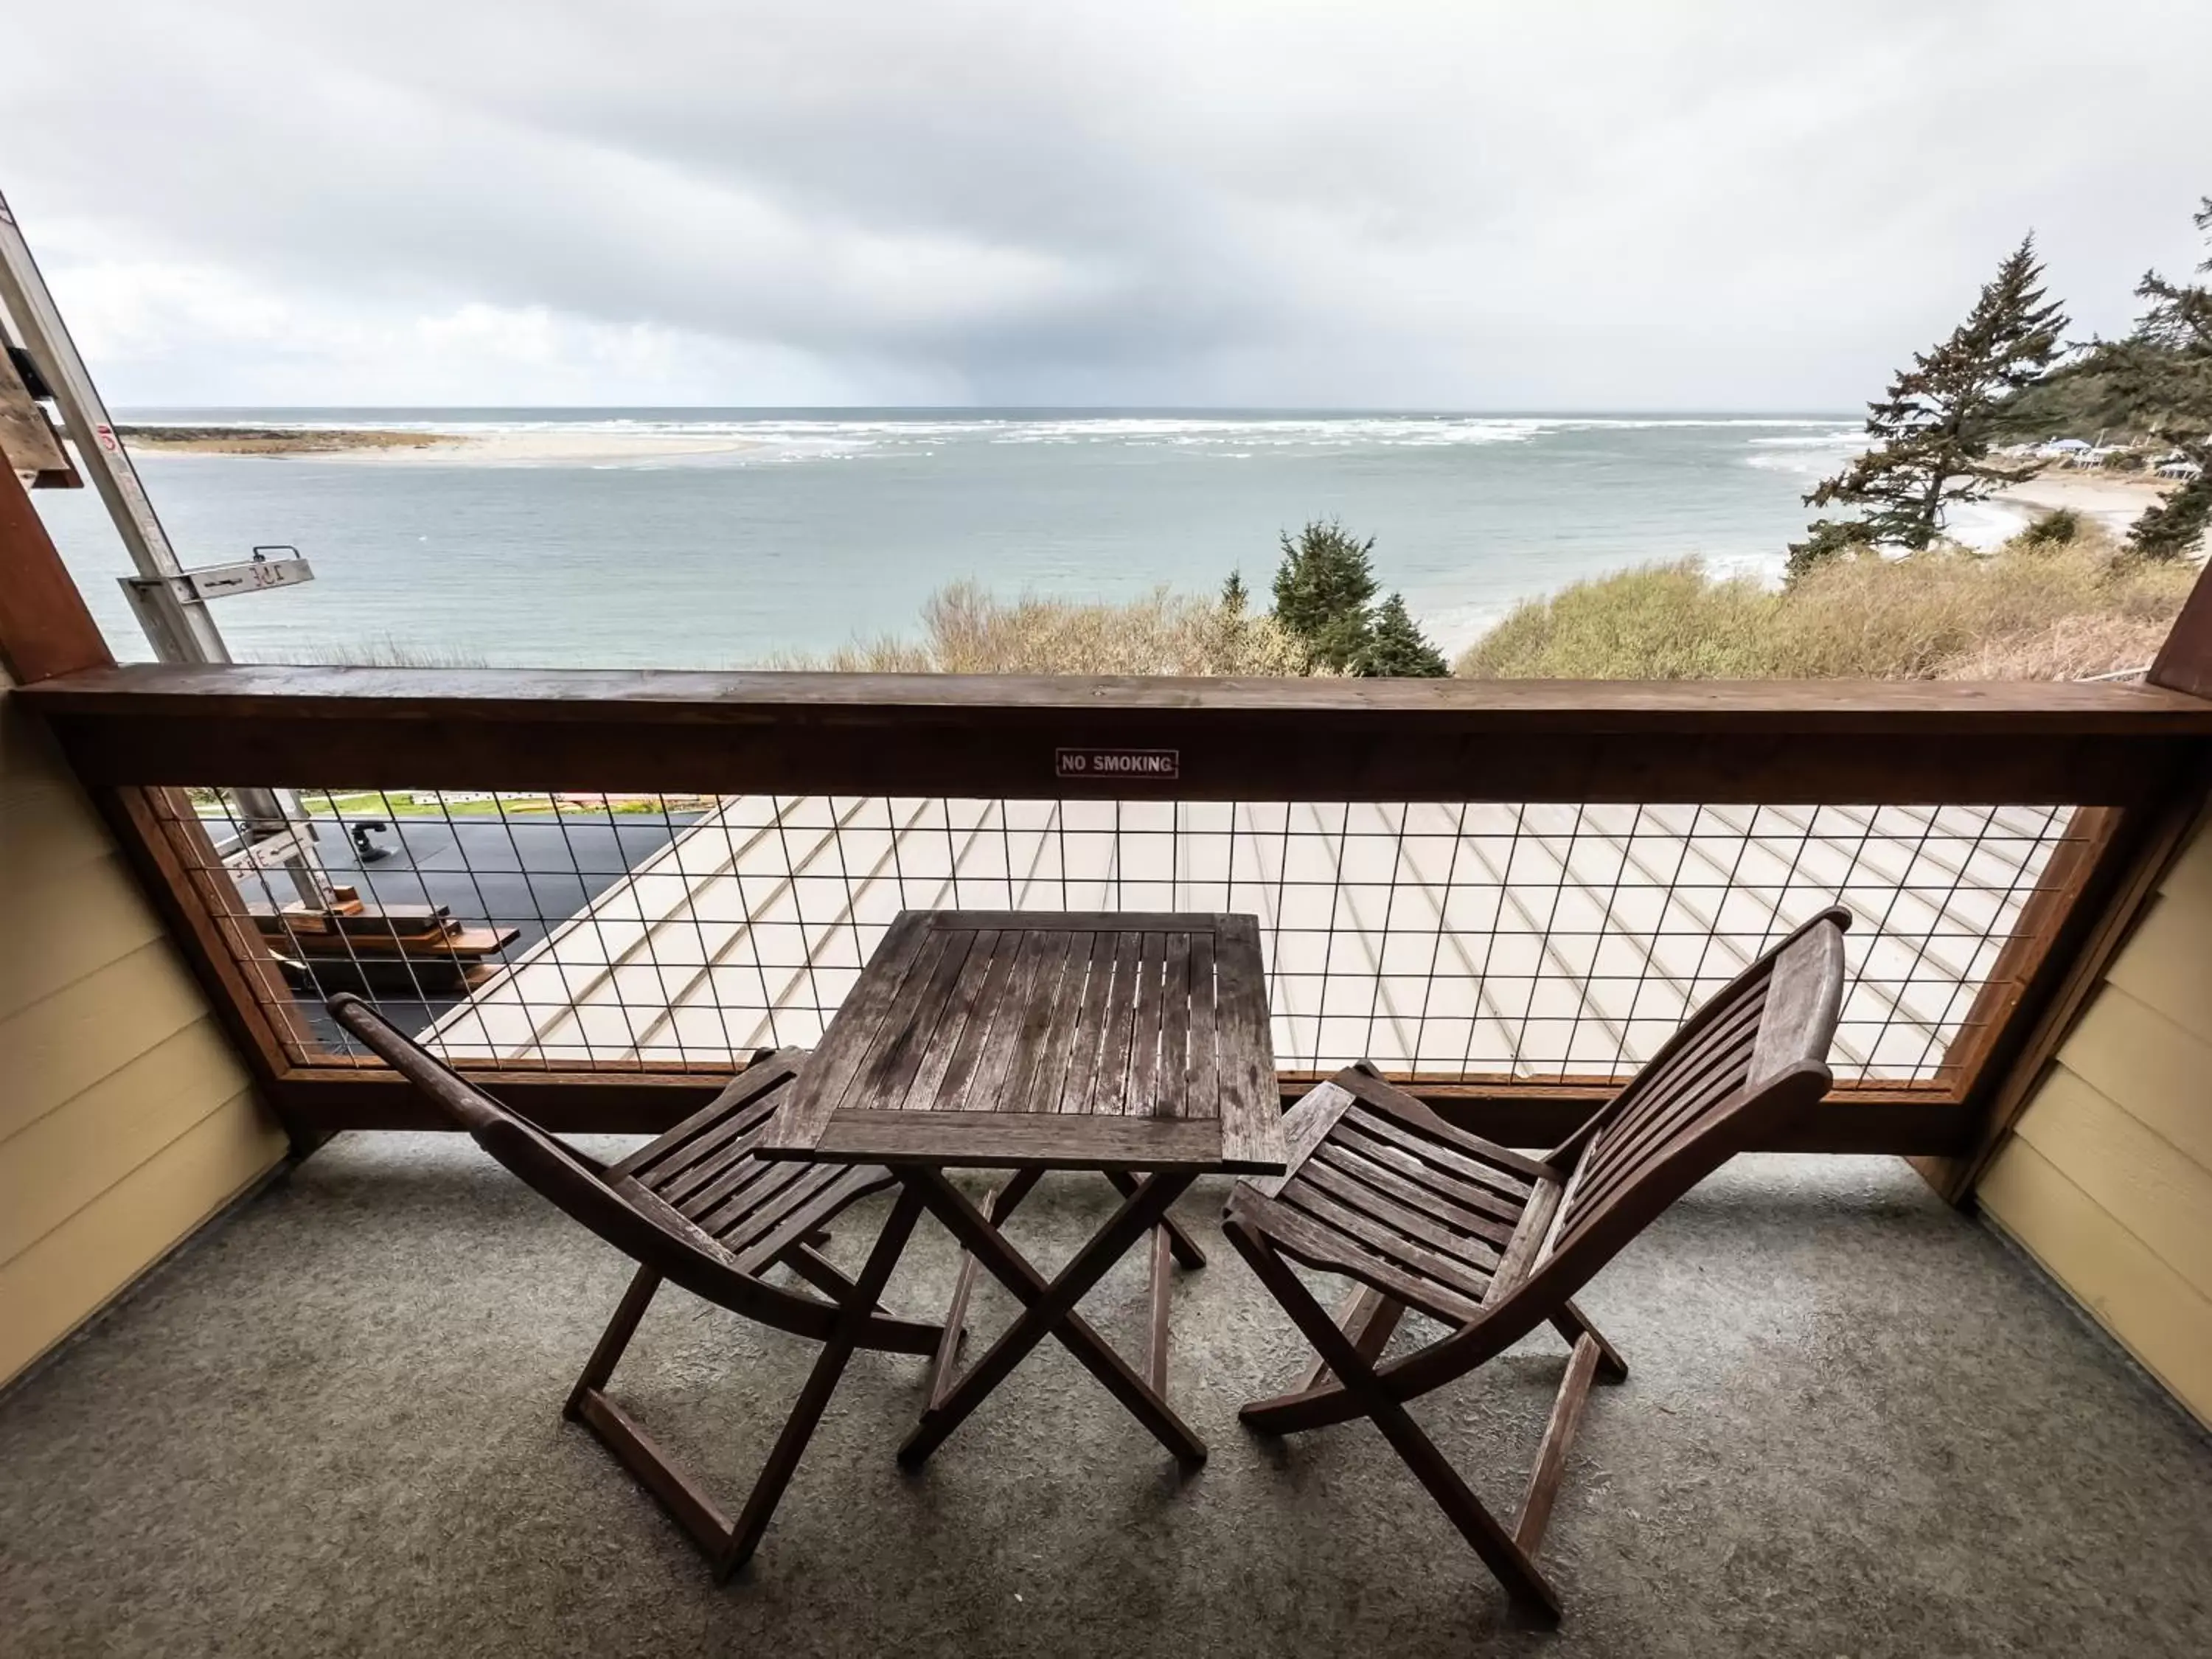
(0, 187), (330, 904)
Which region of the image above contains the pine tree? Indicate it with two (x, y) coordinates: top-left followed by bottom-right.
(1270, 518), (1380, 670)
(2110, 198), (2212, 560)
(1220, 569), (1250, 614)
(1354, 592), (1450, 677)
(1797, 235), (2068, 569)
(2131, 478), (2212, 560)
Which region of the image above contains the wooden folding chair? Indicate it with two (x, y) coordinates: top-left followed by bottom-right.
(1220, 908), (1850, 1621)
(327, 994), (947, 1579)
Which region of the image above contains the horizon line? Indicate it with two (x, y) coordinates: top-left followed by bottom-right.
(111, 401), (1863, 417)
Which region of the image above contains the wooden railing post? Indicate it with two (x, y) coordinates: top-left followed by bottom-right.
(0, 464), (109, 685)
(0, 467), (310, 1144)
(1923, 559), (2212, 1204)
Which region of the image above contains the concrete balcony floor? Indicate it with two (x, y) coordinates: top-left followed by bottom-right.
(2, 1140), (2208, 1658)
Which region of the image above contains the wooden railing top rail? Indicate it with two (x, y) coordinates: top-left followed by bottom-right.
(24, 660), (2212, 725)
(21, 662), (2212, 804)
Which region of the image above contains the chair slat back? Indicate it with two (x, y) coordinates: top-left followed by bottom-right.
(327, 994), (779, 1315)
(1538, 905), (1848, 1275)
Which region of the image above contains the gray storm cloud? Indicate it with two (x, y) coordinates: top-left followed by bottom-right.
(7, 0), (2210, 406)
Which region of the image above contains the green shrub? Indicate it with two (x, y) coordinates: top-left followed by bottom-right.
(1455, 560), (1784, 678)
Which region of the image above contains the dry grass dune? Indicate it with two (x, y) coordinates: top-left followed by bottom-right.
(1458, 526), (2195, 681)
(779, 580), (1321, 676)
(778, 524), (2197, 684)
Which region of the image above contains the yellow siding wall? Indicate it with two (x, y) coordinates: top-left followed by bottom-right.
(1978, 815), (2212, 1427)
(0, 681), (288, 1387)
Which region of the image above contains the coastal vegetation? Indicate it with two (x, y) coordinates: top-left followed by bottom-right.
(1234, 519), (1453, 675)
(793, 518), (1451, 678)
(797, 512), (2191, 684)
(1262, 519), (1447, 675)
(1796, 196), (2211, 573)
(1791, 236), (2066, 579)
(1456, 518), (2194, 681)
(783, 580), (1317, 675)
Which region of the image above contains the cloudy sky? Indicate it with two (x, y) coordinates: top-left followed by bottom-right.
(9, 0), (2211, 409)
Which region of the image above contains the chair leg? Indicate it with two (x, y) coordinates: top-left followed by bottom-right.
(1295, 1281), (1406, 1394)
(1514, 1335), (1601, 1558)
(1366, 1393), (1561, 1623)
(718, 1181), (928, 1579)
(1549, 1299), (1628, 1383)
(1220, 1219), (1562, 1623)
(563, 1192), (930, 1581)
(1237, 1280), (1401, 1436)
(566, 1263), (664, 1417)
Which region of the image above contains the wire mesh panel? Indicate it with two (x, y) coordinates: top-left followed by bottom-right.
(170, 787), (2079, 1088)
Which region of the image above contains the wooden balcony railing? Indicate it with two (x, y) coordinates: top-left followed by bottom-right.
(8, 651), (2206, 1194)
(7, 472), (2210, 1203)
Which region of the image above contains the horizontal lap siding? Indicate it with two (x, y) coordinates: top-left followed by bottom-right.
(0, 687), (285, 1387)
(1977, 819), (2212, 1427)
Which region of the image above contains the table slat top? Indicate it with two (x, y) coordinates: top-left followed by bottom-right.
(762, 911), (1285, 1173)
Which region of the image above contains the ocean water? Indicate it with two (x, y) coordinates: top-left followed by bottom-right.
(33, 408), (1891, 669)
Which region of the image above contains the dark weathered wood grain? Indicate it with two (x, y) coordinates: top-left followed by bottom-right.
(968, 930), (1062, 1109)
(744, 908), (1287, 1472)
(326, 1001), (946, 1578)
(1057, 929), (1120, 1114)
(1185, 930), (1219, 1120)
(858, 926), (978, 1109)
(811, 1110), (1246, 1172)
(919, 927), (1018, 1110)
(902, 928), (1004, 1111)
(1514, 1335), (1600, 1555)
(1158, 932), (1191, 1119)
(1087, 930), (1144, 1115)
(1213, 916), (1285, 1169)
(27, 660), (2212, 804)
(1312, 1139), (1518, 1246)
(760, 914), (927, 1153)
(1127, 930), (1167, 1114)
(1000, 930), (1075, 1110)
(1023, 930), (1093, 1113)
(1221, 908), (1852, 1621)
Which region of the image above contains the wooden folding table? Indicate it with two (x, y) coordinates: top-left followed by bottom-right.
(759, 909), (1286, 1466)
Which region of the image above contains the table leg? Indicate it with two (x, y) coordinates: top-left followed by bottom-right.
(926, 1167), (1044, 1408)
(1104, 1168), (1206, 1268)
(898, 1168), (1207, 1468)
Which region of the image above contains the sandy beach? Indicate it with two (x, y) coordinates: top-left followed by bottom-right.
(1986, 467), (2174, 538)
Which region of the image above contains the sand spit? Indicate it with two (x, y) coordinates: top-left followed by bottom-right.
(119, 424), (768, 465)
